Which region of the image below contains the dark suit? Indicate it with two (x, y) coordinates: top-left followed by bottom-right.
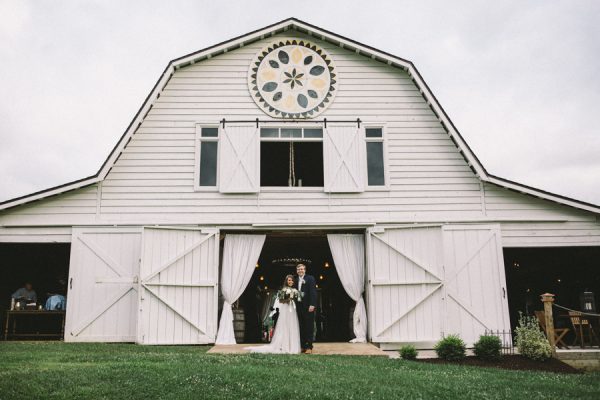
(296, 274), (317, 350)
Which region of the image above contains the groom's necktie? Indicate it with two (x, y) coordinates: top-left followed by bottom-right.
(299, 277), (304, 291)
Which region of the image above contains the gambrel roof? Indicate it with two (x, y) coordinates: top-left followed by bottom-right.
(2, 17), (599, 214)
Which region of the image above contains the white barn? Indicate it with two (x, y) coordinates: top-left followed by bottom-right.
(2, 18), (599, 348)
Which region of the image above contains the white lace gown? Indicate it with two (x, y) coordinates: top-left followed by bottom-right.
(245, 299), (301, 354)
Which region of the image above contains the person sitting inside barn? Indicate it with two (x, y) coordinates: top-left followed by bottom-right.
(45, 277), (67, 310)
(11, 281), (37, 305)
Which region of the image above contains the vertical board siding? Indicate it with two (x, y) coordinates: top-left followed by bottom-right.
(369, 226), (444, 342)
(139, 228), (218, 344)
(64, 228), (141, 342)
(369, 225), (510, 346)
(441, 226), (510, 344)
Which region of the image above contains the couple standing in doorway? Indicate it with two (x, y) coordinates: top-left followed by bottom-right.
(246, 264), (317, 354)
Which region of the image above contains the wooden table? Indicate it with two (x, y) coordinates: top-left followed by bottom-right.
(3, 310), (66, 340)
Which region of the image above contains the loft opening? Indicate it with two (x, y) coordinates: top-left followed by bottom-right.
(0, 243), (70, 340)
(260, 127), (324, 187)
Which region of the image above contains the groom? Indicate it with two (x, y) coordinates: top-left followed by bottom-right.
(296, 263), (317, 354)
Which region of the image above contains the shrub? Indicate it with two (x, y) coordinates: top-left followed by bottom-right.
(473, 335), (502, 361)
(514, 313), (552, 361)
(434, 334), (466, 361)
(399, 345), (418, 361)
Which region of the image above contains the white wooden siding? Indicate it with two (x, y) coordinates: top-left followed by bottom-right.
(0, 185), (98, 226)
(93, 33), (485, 222)
(0, 227), (72, 242)
(0, 33), (599, 248)
(500, 221), (600, 247)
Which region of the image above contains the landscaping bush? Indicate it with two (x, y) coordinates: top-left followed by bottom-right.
(473, 335), (502, 361)
(399, 345), (418, 360)
(514, 313), (552, 361)
(434, 334), (466, 361)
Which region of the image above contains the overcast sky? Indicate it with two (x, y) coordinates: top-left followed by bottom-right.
(1, 0), (599, 205)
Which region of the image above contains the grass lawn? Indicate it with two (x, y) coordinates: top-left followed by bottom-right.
(1, 342), (599, 399)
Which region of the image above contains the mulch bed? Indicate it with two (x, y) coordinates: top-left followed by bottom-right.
(419, 355), (580, 374)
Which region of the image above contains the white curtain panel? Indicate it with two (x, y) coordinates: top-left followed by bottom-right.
(215, 234), (266, 345)
(327, 234), (367, 343)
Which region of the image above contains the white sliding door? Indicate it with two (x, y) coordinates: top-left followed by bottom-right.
(219, 124), (260, 193)
(65, 227), (141, 342)
(323, 124), (365, 193)
(367, 226), (444, 344)
(367, 224), (510, 346)
(442, 225), (511, 345)
(138, 227), (219, 345)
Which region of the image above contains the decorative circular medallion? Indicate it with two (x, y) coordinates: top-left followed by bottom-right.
(248, 39), (337, 118)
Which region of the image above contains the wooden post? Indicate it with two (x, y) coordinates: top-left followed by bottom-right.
(541, 293), (556, 356)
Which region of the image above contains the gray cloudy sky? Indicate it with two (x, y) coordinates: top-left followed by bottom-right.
(1, 0), (599, 204)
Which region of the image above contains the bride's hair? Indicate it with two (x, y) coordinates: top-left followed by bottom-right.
(282, 274), (295, 288)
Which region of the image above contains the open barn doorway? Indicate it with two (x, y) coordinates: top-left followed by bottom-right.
(0, 243), (70, 340)
(235, 233), (355, 344)
(503, 246), (600, 334)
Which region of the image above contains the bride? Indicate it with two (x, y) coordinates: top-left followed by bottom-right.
(245, 275), (301, 354)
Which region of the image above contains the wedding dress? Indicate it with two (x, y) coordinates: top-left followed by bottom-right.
(245, 298), (301, 354)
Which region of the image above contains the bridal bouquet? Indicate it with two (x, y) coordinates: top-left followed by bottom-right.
(277, 287), (302, 304)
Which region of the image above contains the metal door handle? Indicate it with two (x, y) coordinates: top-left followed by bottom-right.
(70, 278), (73, 289)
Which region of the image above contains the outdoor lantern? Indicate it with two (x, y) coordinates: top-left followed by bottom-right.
(580, 291), (596, 313)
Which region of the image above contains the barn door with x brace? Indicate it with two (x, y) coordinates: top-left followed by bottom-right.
(218, 124), (260, 193)
(367, 224), (510, 345)
(442, 224), (511, 345)
(137, 227), (219, 345)
(323, 124), (366, 193)
(367, 225), (445, 344)
(65, 227), (142, 342)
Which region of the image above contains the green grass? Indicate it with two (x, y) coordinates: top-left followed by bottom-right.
(0, 342), (599, 399)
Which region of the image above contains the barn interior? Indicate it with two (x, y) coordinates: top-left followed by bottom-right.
(503, 246), (600, 336)
(260, 141), (324, 187)
(235, 232), (355, 343)
(0, 243), (70, 339)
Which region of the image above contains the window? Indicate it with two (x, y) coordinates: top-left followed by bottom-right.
(259, 127), (323, 139)
(197, 127), (218, 187)
(365, 127), (385, 186)
(260, 127), (324, 187)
